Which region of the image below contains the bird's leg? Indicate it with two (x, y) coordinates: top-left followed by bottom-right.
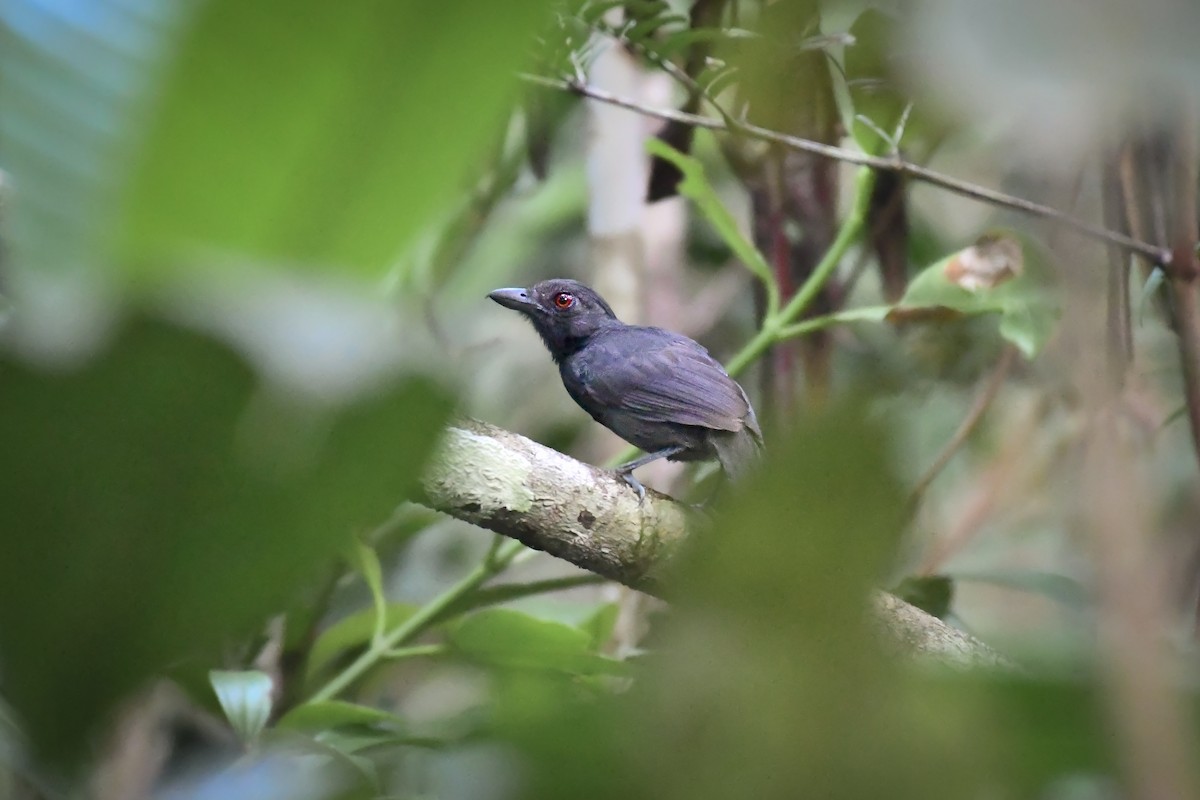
(615, 447), (686, 504)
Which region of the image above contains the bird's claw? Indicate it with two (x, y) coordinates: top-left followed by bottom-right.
(618, 471), (646, 505)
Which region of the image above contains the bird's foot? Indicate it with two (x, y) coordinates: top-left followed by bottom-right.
(617, 470), (646, 505)
(613, 447), (684, 505)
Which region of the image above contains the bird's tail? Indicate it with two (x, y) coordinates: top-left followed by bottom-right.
(714, 428), (763, 482)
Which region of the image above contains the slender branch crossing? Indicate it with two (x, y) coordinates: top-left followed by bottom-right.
(521, 74), (1172, 266)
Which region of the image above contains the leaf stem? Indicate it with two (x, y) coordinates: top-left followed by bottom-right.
(909, 345), (1017, 503)
(308, 537), (524, 702)
(774, 305), (893, 341)
(724, 167), (876, 377)
(382, 643), (447, 660)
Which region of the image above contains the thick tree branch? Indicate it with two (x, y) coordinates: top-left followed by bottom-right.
(420, 420), (1013, 669)
(521, 74), (1171, 266)
(420, 419), (690, 594)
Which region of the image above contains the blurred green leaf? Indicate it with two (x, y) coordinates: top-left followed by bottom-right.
(450, 609), (630, 676)
(489, 668), (626, 799)
(893, 575), (955, 618)
(844, 9), (907, 154)
(580, 602), (620, 651)
(211, 669), (274, 744)
(0, 317), (449, 763)
(579, 0), (630, 26)
(2, 0), (553, 283)
(305, 602), (419, 687)
(948, 672), (1117, 794)
(0, 0), (182, 276)
(350, 540), (388, 646)
(890, 232), (1059, 358)
(277, 701), (449, 756)
(624, 3), (687, 43)
(495, 404), (999, 800)
(652, 27), (758, 59)
(118, 0), (552, 277)
(620, 405), (972, 800)
(277, 700), (404, 734)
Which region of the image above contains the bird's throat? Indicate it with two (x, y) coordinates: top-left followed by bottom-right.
(539, 330), (591, 364)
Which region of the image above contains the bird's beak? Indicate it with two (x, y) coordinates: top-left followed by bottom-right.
(488, 287), (536, 313)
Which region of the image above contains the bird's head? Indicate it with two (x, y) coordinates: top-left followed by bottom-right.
(488, 279), (620, 361)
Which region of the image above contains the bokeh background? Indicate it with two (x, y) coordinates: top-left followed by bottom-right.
(3, 0), (1200, 798)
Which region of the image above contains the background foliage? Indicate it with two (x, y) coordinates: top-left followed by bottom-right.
(2, 0), (1199, 798)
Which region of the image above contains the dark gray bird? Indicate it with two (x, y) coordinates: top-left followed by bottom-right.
(488, 279), (762, 500)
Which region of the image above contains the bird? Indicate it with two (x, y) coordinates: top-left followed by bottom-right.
(488, 278), (762, 501)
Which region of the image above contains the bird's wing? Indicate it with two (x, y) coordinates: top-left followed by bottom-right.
(582, 328), (750, 433)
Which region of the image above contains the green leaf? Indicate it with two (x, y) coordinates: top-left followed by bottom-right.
(2, 0), (553, 284)
(652, 27), (758, 58)
(450, 609), (630, 676)
(305, 602), (419, 687)
(936, 673), (1117, 794)
(644, 139), (777, 308)
(997, 300), (1058, 359)
(700, 63), (743, 99)
(351, 540), (388, 646)
(119, 0), (552, 278)
(277, 700), (405, 734)
(210, 670), (274, 744)
(0, 1), (184, 277)
(580, 0), (635, 26)
(624, 8), (688, 44)
(276, 701), (448, 751)
(0, 318), (449, 764)
(890, 232), (1059, 358)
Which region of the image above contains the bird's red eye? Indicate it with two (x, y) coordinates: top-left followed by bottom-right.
(553, 292), (575, 309)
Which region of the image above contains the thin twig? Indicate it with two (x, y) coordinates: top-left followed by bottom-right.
(435, 573), (610, 622)
(910, 346), (1017, 503)
(521, 74), (1172, 265)
(590, 18), (739, 129)
(915, 398), (1043, 576)
(1102, 150), (1134, 387)
(774, 305), (891, 340)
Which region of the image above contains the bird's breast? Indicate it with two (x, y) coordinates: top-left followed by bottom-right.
(558, 357), (602, 412)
